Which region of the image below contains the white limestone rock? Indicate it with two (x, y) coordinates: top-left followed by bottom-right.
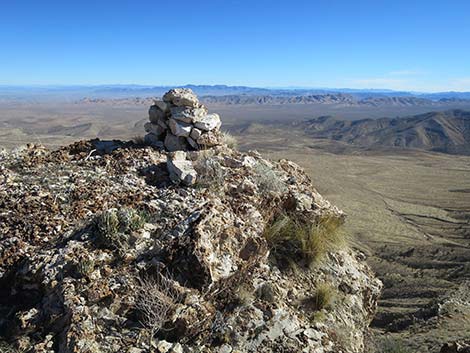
(194, 113), (221, 131)
(170, 106), (208, 123)
(167, 151), (197, 186)
(163, 88), (199, 108)
(168, 119), (192, 137)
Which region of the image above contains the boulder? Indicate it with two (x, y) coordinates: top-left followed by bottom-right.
(163, 88), (199, 108)
(144, 133), (164, 148)
(194, 113), (221, 131)
(154, 100), (170, 114)
(197, 131), (222, 147)
(169, 119), (192, 137)
(167, 151), (197, 186)
(164, 133), (189, 152)
(144, 122), (166, 137)
(186, 136), (199, 149)
(149, 105), (167, 123)
(171, 107), (208, 123)
(190, 128), (202, 140)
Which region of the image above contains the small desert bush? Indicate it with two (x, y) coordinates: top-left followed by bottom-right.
(377, 337), (412, 353)
(76, 258), (95, 278)
(252, 162), (287, 194)
(193, 155), (227, 190)
(263, 213), (344, 265)
(221, 131), (238, 149)
(135, 272), (181, 340)
(94, 208), (146, 252)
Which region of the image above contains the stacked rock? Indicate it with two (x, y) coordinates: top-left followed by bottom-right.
(144, 88), (223, 152)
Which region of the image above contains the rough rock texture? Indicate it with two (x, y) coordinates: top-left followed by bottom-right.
(145, 88), (223, 152)
(0, 139), (381, 351)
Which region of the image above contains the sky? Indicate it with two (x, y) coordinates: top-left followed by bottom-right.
(1, 0), (470, 92)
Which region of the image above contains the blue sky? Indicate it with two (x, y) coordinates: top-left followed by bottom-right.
(1, 0), (470, 91)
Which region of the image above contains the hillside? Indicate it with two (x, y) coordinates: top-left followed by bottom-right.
(0, 89), (382, 353)
(298, 109), (470, 154)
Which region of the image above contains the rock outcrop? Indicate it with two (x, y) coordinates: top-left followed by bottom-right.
(145, 88), (222, 152)
(0, 97), (382, 353)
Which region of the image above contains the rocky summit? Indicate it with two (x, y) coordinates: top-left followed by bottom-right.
(145, 88), (223, 152)
(0, 90), (381, 353)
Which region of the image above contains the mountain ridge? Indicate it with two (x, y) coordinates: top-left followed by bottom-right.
(296, 109), (470, 155)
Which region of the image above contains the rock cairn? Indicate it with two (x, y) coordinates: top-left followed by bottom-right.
(144, 88), (223, 151)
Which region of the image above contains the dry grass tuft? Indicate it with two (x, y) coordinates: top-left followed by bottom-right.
(221, 131), (238, 149)
(263, 213), (344, 265)
(311, 283), (336, 311)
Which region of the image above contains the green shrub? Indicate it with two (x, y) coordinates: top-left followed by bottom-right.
(76, 258), (95, 278)
(252, 162), (287, 194)
(94, 208), (146, 252)
(263, 213), (344, 265)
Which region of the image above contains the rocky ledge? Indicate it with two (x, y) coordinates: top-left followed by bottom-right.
(0, 89), (381, 353)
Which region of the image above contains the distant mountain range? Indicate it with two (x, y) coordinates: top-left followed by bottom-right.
(296, 109), (470, 155)
(1, 84), (470, 101)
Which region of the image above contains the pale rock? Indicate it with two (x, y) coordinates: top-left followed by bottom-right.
(163, 88), (199, 107)
(303, 328), (324, 341)
(169, 119), (192, 137)
(164, 133), (189, 152)
(194, 113), (221, 131)
(149, 105), (166, 123)
(154, 100), (170, 113)
(167, 151), (197, 186)
(171, 106), (208, 123)
(144, 122), (166, 137)
(157, 340), (173, 353)
(190, 128), (202, 140)
(171, 343), (183, 353)
(219, 344), (233, 353)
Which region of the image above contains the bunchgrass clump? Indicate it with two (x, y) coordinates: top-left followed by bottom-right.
(311, 283), (336, 311)
(263, 213), (344, 265)
(221, 131), (238, 150)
